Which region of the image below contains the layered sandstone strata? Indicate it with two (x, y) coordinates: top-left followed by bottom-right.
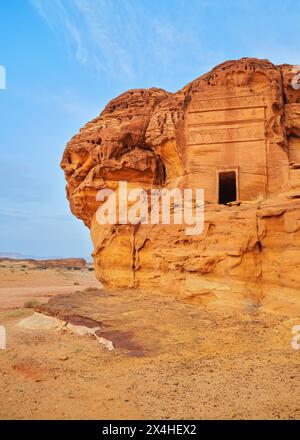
(61, 58), (300, 301)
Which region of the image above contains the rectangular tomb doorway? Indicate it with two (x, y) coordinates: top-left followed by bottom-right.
(218, 171), (237, 204)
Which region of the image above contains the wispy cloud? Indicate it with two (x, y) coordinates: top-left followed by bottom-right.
(29, 0), (139, 78)
(0, 207), (27, 220)
(29, 0), (206, 82)
(35, 88), (100, 119)
(30, 0), (88, 64)
(29, 0), (299, 90)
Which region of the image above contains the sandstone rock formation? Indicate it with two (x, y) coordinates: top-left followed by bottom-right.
(61, 58), (300, 305)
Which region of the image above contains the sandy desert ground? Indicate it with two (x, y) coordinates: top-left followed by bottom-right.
(0, 259), (99, 308)
(0, 260), (299, 419)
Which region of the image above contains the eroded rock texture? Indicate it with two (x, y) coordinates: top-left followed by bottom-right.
(61, 58), (300, 303)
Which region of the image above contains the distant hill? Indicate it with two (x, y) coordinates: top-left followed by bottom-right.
(0, 252), (91, 262)
(0, 256), (88, 269)
(0, 252), (37, 259)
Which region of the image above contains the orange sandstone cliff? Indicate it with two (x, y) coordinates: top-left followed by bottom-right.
(61, 58), (300, 306)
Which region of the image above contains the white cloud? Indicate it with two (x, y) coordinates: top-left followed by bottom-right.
(29, 0), (206, 83)
(30, 0), (88, 65)
(29, 0), (137, 78)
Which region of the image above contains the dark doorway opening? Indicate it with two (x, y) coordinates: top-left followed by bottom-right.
(218, 171), (237, 204)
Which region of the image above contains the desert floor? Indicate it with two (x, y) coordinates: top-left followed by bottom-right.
(0, 262), (299, 419)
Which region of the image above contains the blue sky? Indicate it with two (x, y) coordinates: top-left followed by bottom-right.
(0, 0), (299, 258)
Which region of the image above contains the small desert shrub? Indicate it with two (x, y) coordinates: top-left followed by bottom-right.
(84, 287), (96, 292)
(74, 282), (80, 286)
(23, 300), (40, 309)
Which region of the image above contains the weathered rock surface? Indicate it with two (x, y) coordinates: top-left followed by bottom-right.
(61, 58), (300, 301)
